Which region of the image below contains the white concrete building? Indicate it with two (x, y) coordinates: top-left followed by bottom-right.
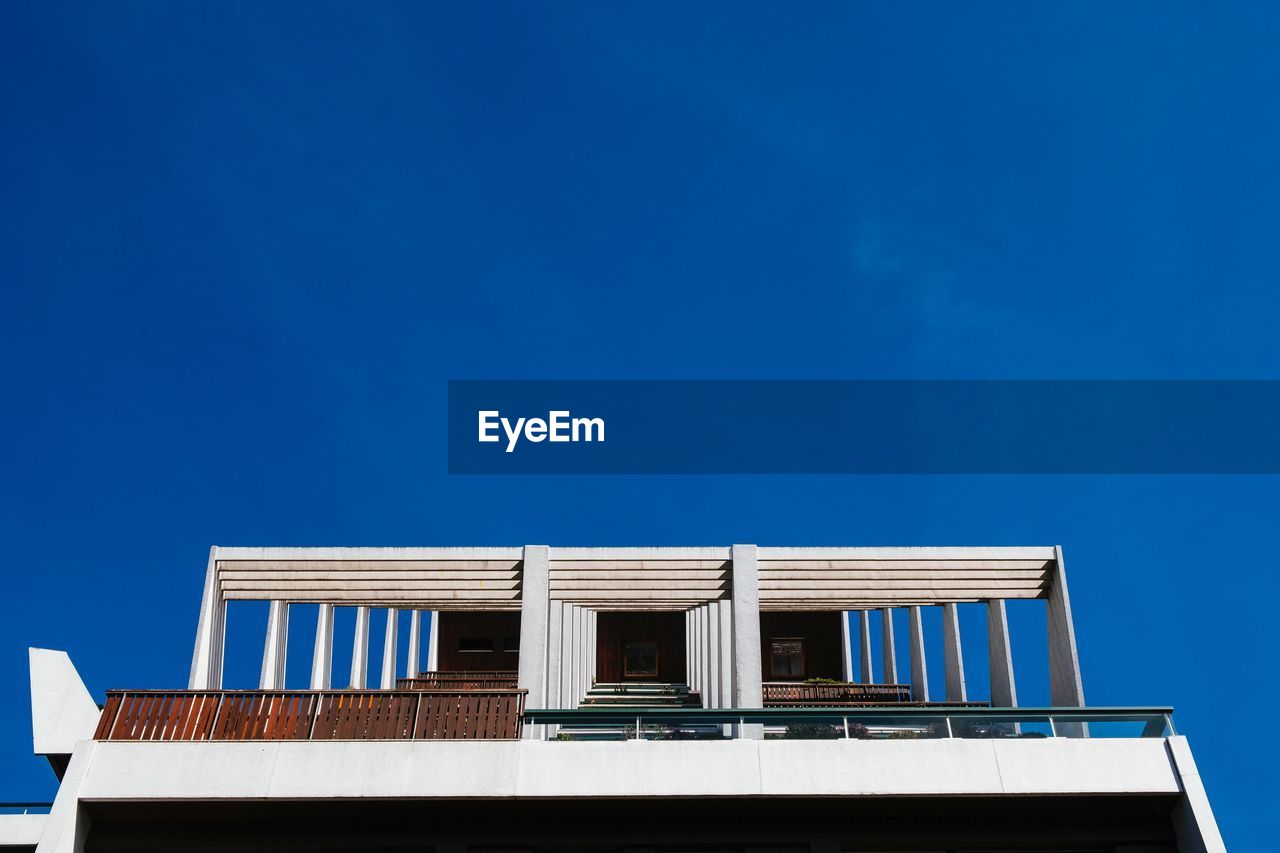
(4, 545), (1224, 852)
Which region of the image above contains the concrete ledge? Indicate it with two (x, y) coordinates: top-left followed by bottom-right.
(0, 813), (47, 847)
(73, 738), (1181, 802)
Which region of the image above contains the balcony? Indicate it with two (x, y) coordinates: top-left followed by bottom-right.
(525, 706), (1175, 741)
(94, 688), (526, 741)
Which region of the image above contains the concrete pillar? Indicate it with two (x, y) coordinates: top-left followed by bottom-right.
(349, 605), (370, 688)
(730, 545), (763, 736)
(310, 603), (333, 689)
(717, 599), (734, 707)
(840, 611), (854, 682)
(701, 604), (711, 691)
(908, 605), (930, 701)
(561, 602), (576, 706)
(700, 604), (711, 697)
(689, 607), (700, 693)
(259, 600), (289, 689)
(188, 546), (224, 689)
(568, 605), (578, 702)
(881, 607), (898, 684)
(986, 599), (1017, 707)
(405, 610), (421, 678)
(706, 601), (720, 707)
(941, 602), (967, 702)
(588, 609), (597, 691)
(1048, 546), (1085, 707)
(858, 610), (874, 683)
(685, 609), (695, 691)
(574, 606), (586, 704)
(546, 600), (563, 708)
(426, 611), (440, 672)
(517, 545), (551, 734)
(379, 608), (399, 689)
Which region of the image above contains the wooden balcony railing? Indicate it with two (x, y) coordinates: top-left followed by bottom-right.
(94, 689), (526, 742)
(397, 671), (519, 690)
(762, 682), (915, 706)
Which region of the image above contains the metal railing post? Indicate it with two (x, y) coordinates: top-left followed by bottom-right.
(843, 716), (850, 738)
(1048, 715), (1058, 737)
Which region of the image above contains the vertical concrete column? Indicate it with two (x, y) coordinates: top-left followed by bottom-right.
(717, 599), (734, 707)
(310, 603), (334, 689)
(542, 601), (562, 738)
(574, 606), (586, 704)
(379, 608), (399, 689)
(706, 601), (721, 707)
(564, 604), (575, 703)
(189, 546), (224, 689)
(405, 610), (421, 678)
(567, 605), (578, 705)
(941, 602), (967, 702)
(691, 604), (701, 691)
(349, 605), (370, 688)
(546, 601), (563, 707)
(908, 605), (930, 701)
(685, 609), (695, 692)
(986, 599), (1018, 707)
(517, 545), (551, 734)
(858, 610), (874, 683)
(588, 609), (597, 692)
(840, 611), (854, 682)
(259, 600), (289, 689)
(426, 611), (440, 672)
(881, 607), (898, 684)
(730, 545), (764, 726)
(1047, 546), (1085, 707)
(700, 604), (711, 697)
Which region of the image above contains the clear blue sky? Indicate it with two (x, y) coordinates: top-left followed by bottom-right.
(2, 2), (1277, 846)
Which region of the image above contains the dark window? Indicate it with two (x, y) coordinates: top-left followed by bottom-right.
(503, 636), (520, 653)
(623, 641), (659, 677)
(770, 637), (805, 678)
(458, 637), (494, 653)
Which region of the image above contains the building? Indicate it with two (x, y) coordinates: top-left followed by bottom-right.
(4, 545), (1224, 852)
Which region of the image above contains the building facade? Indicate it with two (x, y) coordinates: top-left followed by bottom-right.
(5, 545), (1225, 852)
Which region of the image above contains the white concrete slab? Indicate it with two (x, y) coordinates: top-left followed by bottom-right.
(68, 737), (1184, 802)
(29, 649), (100, 756)
(0, 813), (47, 847)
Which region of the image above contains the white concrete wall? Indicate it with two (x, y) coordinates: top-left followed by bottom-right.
(28, 649), (100, 756)
(59, 738), (1185, 802)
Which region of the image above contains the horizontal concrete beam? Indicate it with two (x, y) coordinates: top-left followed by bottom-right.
(68, 738), (1182, 801)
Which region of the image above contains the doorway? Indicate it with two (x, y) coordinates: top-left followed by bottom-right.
(595, 611), (687, 683)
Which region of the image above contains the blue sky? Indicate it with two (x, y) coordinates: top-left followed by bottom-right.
(2, 2), (1278, 846)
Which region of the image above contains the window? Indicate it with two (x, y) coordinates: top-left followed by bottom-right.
(458, 637), (494, 653)
(503, 636), (520, 653)
(770, 637), (805, 678)
(623, 641), (659, 677)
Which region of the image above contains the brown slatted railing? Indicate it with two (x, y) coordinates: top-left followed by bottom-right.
(762, 682), (915, 706)
(95, 689), (526, 741)
(397, 671), (519, 690)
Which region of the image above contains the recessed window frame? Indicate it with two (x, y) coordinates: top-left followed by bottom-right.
(769, 636), (806, 679)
